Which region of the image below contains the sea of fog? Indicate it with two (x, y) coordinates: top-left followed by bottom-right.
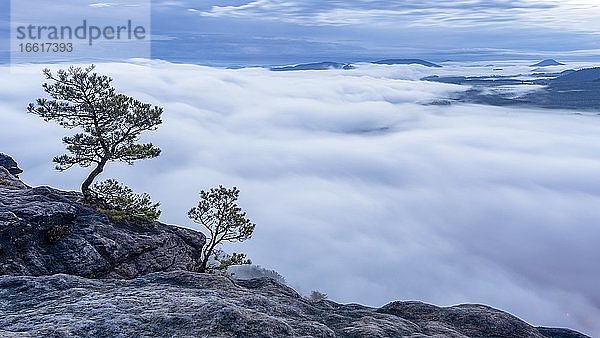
(0, 60), (598, 336)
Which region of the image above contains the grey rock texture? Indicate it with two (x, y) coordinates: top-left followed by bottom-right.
(0, 271), (589, 338)
(0, 164), (206, 279)
(536, 327), (590, 338)
(0, 153), (23, 177)
(377, 302), (547, 338)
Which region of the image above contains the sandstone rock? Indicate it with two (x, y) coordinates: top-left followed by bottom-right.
(0, 271), (589, 338)
(0, 153), (23, 177)
(0, 167), (28, 190)
(537, 327), (591, 338)
(0, 170), (206, 279)
(377, 301), (545, 338)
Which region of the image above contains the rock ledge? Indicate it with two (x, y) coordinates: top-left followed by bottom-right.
(0, 153), (206, 279)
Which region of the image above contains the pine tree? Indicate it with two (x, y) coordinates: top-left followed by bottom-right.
(28, 65), (162, 201)
(188, 186), (256, 273)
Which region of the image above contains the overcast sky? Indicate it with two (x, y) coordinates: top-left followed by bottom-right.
(3, 0), (600, 65)
(150, 0), (600, 64)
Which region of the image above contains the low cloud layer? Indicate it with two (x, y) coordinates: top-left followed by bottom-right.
(1, 61), (599, 336)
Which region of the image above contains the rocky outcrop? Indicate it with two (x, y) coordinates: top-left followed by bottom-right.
(0, 153), (23, 177)
(0, 154), (589, 337)
(537, 327), (590, 338)
(0, 156), (206, 279)
(0, 271), (588, 338)
(376, 302), (585, 338)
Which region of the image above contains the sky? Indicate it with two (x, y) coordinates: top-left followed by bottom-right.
(1, 60), (599, 337)
(150, 0), (600, 65)
(2, 0), (600, 65)
(0, 1), (8, 63)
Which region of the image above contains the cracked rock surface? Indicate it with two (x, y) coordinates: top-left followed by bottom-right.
(0, 271), (589, 338)
(0, 153), (23, 177)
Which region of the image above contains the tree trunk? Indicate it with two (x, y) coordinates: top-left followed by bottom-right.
(199, 247), (213, 273)
(199, 242), (217, 273)
(198, 259), (208, 273)
(81, 158), (108, 202)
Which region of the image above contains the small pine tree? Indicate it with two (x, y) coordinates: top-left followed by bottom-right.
(188, 186), (256, 273)
(214, 250), (252, 271)
(93, 179), (161, 224)
(28, 65), (162, 202)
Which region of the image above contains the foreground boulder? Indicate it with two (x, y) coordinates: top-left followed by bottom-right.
(0, 162), (205, 279)
(0, 271), (589, 338)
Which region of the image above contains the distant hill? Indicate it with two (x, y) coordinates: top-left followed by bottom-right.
(551, 67), (600, 83)
(530, 59), (564, 67)
(424, 66), (600, 110)
(530, 69), (575, 77)
(270, 62), (354, 71)
(373, 59), (442, 68)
